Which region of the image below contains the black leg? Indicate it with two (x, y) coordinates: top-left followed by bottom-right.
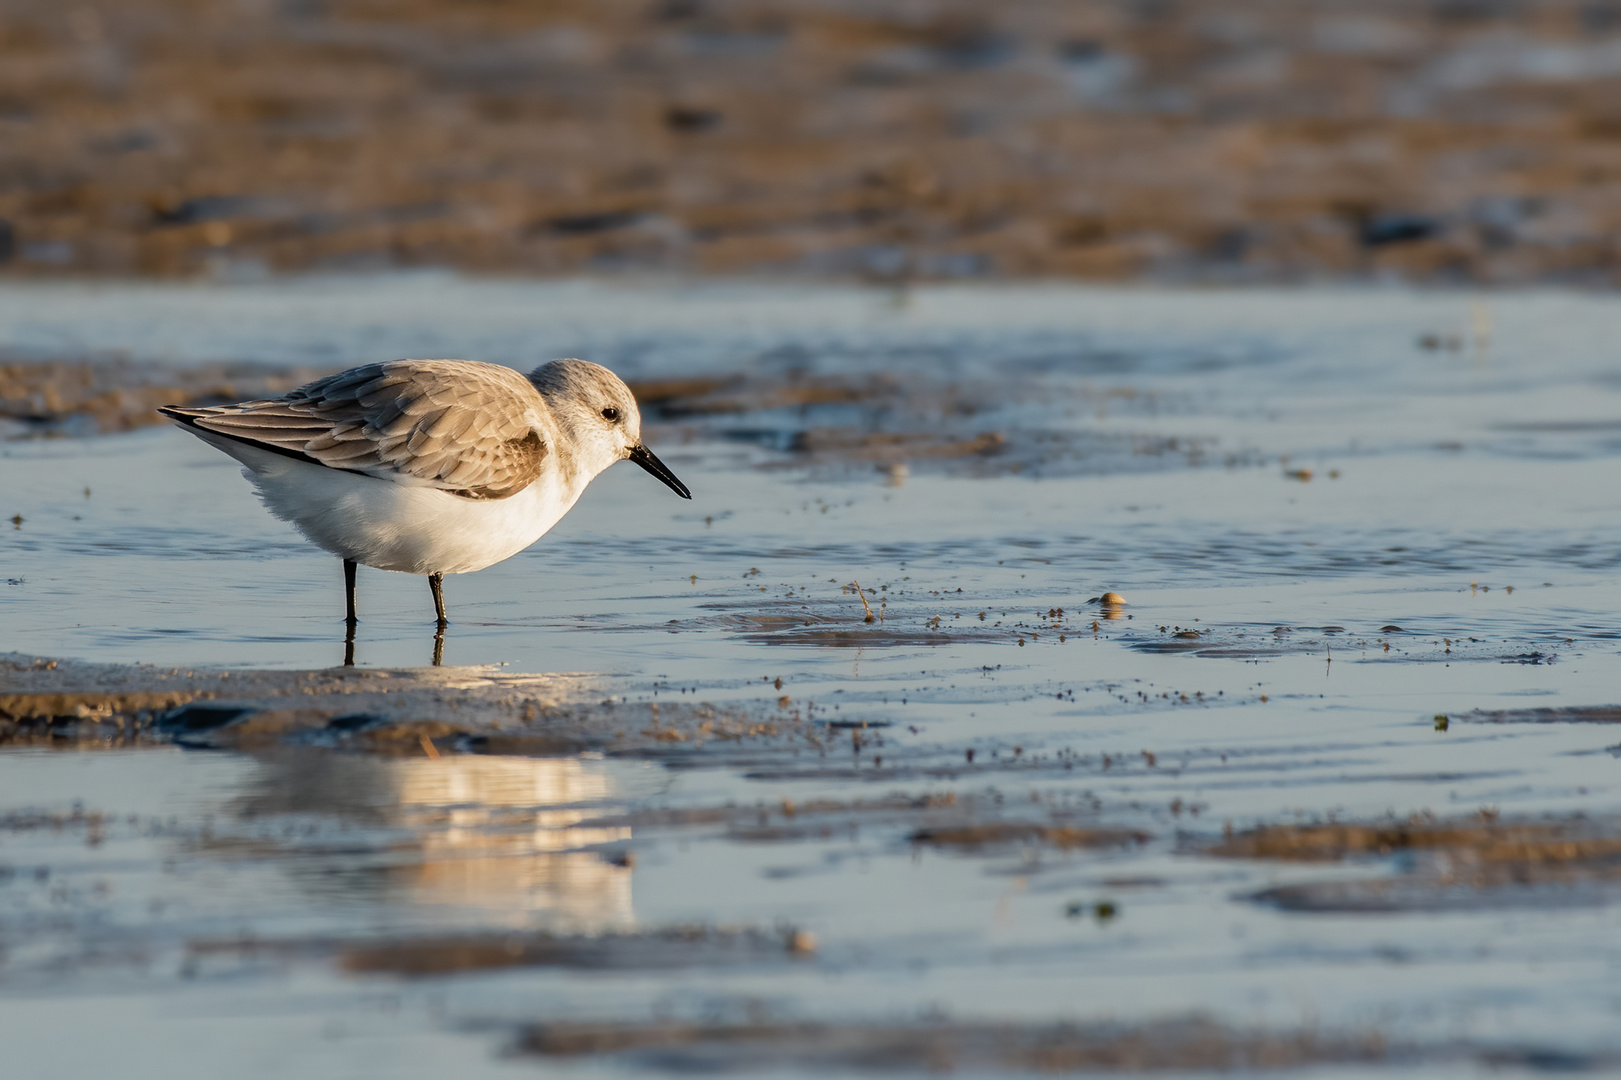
(341, 559), (358, 667)
(428, 571), (447, 628)
(343, 559), (358, 627)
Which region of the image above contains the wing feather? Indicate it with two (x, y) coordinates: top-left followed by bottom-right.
(167, 360), (550, 499)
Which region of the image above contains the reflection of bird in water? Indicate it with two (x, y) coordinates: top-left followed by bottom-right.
(160, 359), (691, 638)
(228, 751), (634, 932)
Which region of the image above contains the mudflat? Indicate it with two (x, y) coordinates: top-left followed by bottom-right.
(5, 280), (1621, 1076)
(3, 1), (1621, 283)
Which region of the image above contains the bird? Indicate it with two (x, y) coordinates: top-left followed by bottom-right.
(160, 357), (691, 631)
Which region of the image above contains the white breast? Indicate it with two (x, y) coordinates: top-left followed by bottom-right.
(196, 431), (582, 575)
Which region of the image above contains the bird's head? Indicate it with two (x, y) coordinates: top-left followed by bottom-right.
(528, 359), (691, 498)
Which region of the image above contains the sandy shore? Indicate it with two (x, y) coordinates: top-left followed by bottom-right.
(2, 0), (1620, 283)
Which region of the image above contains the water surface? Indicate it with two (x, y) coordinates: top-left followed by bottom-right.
(4, 280), (1621, 1076)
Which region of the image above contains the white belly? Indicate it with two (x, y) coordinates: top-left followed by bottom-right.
(198, 432), (582, 575)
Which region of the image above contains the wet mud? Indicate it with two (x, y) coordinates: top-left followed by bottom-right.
(1212, 813), (1621, 913)
(0, 652), (795, 754)
(4, 2), (1621, 284)
(1465, 705), (1621, 725)
(514, 1018), (1621, 1074)
(0, 357), (325, 438)
(515, 1017), (1399, 1074)
(189, 923), (817, 979)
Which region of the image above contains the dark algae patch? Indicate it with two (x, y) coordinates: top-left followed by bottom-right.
(1205, 813), (1620, 862)
(1211, 814), (1621, 913)
(188, 924), (815, 979)
(908, 822), (1149, 851)
(516, 1017), (1621, 1073)
(1465, 706), (1621, 725)
(516, 1017), (1396, 1073)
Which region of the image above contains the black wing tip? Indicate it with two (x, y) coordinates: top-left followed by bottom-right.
(158, 405), (203, 425)
(157, 402), (403, 485)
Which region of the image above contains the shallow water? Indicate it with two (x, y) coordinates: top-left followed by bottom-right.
(5, 279), (1621, 1076)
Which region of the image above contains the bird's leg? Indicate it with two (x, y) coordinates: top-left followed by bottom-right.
(343, 559), (358, 627)
(428, 571), (447, 629)
(341, 559), (358, 667)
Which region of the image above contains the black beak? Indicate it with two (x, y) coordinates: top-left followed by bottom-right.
(628, 444), (691, 499)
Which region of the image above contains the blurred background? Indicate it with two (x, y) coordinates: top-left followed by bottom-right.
(3, 0), (1621, 284)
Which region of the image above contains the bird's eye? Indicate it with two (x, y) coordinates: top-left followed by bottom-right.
(601, 406), (621, 423)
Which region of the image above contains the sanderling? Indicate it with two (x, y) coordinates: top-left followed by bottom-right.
(161, 358), (690, 630)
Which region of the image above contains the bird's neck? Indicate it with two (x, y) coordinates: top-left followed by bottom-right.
(542, 402), (619, 494)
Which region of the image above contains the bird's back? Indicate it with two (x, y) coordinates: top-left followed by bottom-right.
(161, 359), (554, 500)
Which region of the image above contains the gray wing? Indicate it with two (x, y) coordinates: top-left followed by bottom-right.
(162, 360), (549, 500)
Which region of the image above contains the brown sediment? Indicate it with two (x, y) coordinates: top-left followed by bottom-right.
(638, 370), (1032, 470)
(1464, 706), (1621, 724)
(630, 375), (888, 418)
(0, 358), (327, 436)
(582, 792), (963, 833)
(0, 654), (217, 734)
(0, 652), (797, 753)
(788, 427), (1007, 462)
(910, 822), (1149, 850)
(175, 925), (816, 980)
(337, 926), (806, 977)
(716, 602), (1030, 647)
(1208, 813), (1621, 913)
(729, 619), (1005, 642)
(3, 3), (1621, 284)
(1253, 870), (1621, 913)
(1127, 626), (1554, 664)
(1206, 814), (1621, 864)
(738, 626), (1011, 647)
(515, 1017), (1395, 1072)
(622, 377), (739, 409)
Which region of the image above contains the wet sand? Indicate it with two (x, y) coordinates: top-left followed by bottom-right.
(6, 280), (1621, 1076)
(4, 1), (1621, 284)
(0, 652), (792, 754)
